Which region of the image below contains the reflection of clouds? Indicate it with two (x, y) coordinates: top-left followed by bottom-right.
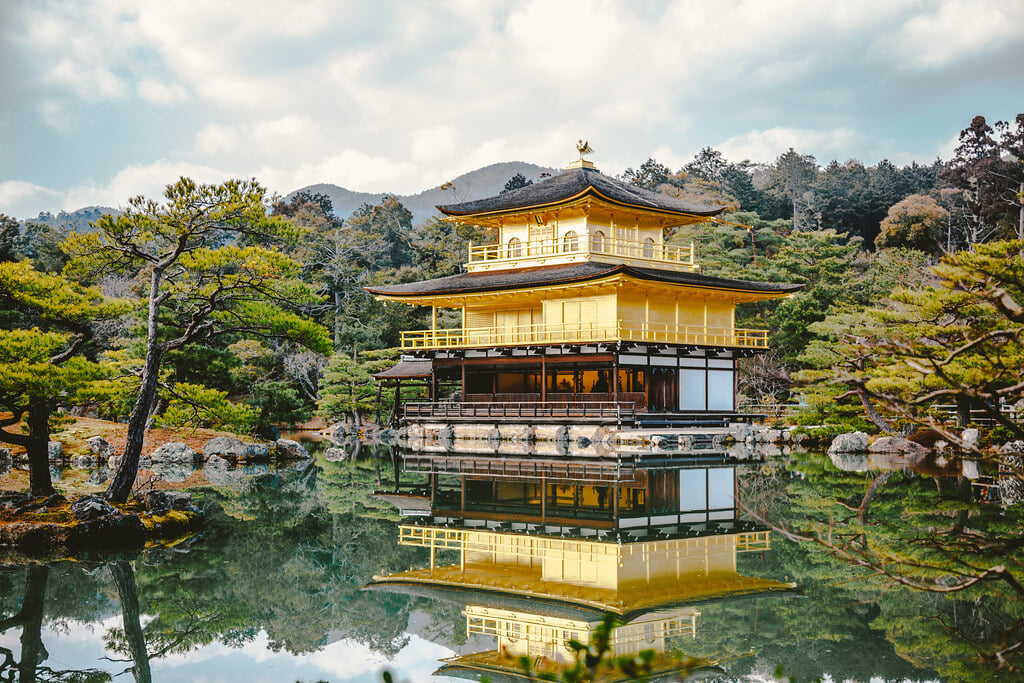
(7, 621), (455, 682)
(307, 635), (454, 681)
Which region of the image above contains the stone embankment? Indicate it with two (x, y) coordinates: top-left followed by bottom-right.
(1, 436), (311, 484)
(326, 421), (803, 458)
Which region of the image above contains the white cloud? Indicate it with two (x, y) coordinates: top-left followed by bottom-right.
(0, 180), (62, 217)
(61, 159), (237, 211)
(890, 0), (1024, 69)
(45, 58), (128, 100)
(196, 116), (316, 156)
(137, 78), (188, 104)
(717, 127), (861, 164)
(3, 1), (1022, 218)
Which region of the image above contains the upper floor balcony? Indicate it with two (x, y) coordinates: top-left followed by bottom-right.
(466, 234), (697, 273)
(400, 320), (768, 351)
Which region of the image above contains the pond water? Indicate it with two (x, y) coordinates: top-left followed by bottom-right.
(0, 442), (1021, 682)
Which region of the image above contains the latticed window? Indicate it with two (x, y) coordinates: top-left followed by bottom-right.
(642, 237), (655, 258)
(563, 230), (579, 252)
(508, 236), (522, 257)
(591, 230), (605, 252)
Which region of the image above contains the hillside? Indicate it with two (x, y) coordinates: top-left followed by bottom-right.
(23, 206), (120, 231)
(13, 161), (558, 227)
(289, 161), (558, 224)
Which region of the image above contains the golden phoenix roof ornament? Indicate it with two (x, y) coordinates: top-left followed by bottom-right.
(576, 139), (593, 160)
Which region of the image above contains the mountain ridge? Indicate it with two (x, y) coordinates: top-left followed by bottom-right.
(289, 161), (559, 224)
(15, 161), (561, 226)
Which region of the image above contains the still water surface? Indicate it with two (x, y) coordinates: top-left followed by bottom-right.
(0, 443), (1019, 682)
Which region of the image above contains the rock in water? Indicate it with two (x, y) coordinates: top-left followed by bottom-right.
(961, 428), (980, 450)
(70, 495), (117, 521)
(243, 443), (271, 461)
(149, 442), (200, 464)
(322, 447), (349, 462)
(145, 490), (198, 515)
(86, 436), (114, 459)
(202, 436), (247, 459)
(273, 439), (310, 460)
(868, 436), (928, 455)
(827, 431), (870, 454)
(47, 441), (63, 461)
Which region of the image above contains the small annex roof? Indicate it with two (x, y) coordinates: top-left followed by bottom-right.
(366, 261), (803, 300)
(372, 358), (433, 379)
(436, 165), (725, 220)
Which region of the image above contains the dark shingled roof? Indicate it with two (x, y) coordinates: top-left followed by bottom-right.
(437, 166), (725, 218)
(372, 359), (433, 378)
(366, 261), (804, 298)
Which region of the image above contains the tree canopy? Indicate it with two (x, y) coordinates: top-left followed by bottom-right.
(62, 177), (330, 501)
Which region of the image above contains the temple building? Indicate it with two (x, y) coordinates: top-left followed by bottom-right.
(367, 150), (801, 427)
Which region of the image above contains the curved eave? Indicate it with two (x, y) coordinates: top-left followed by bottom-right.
(437, 185), (725, 223)
(365, 572), (799, 620)
(366, 266), (804, 306)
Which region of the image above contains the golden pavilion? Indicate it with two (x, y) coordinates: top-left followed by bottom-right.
(367, 149), (801, 427)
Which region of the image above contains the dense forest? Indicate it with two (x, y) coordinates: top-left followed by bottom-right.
(1, 113), (1023, 458)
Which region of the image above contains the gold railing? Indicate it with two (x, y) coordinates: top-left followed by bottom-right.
(400, 320), (768, 350)
(466, 236), (697, 272)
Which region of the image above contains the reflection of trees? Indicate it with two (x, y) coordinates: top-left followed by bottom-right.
(126, 464), (435, 658)
(746, 451), (1024, 681)
(108, 562), (151, 683)
(0, 564), (112, 683)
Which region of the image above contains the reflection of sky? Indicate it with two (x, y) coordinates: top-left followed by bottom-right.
(0, 621), (461, 683)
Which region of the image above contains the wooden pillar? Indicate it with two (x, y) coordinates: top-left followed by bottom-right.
(541, 354), (547, 402)
(461, 477), (466, 514)
(612, 355), (619, 404)
(461, 360), (467, 400)
(389, 380), (402, 427)
(612, 480), (619, 522)
(430, 370), (437, 402)
(374, 382), (383, 427)
(541, 475), (547, 522)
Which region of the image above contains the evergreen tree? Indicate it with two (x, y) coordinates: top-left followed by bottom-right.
(63, 177), (330, 502)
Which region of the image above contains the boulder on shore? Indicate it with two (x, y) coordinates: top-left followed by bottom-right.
(272, 439), (310, 460)
(70, 495), (117, 521)
(149, 442), (200, 464)
(47, 441), (63, 461)
(1000, 441), (1024, 454)
(144, 490), (198, 515)
(243, 443), (271, 461)
(202, 436), (247, 459)
(869, 436), (928, 456)
(86, 436), (114, 460)
(827, 431), (870, 454)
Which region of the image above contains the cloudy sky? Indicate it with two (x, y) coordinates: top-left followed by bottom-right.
(1, 0), (1022, 218)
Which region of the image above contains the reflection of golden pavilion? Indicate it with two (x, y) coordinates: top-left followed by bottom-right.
(382, 524), (781, 614)
(400, 457), (752, 536)
(367, 150), (801, 427)
(369, 463), (795, 680)
(436, 606), (712, 681)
